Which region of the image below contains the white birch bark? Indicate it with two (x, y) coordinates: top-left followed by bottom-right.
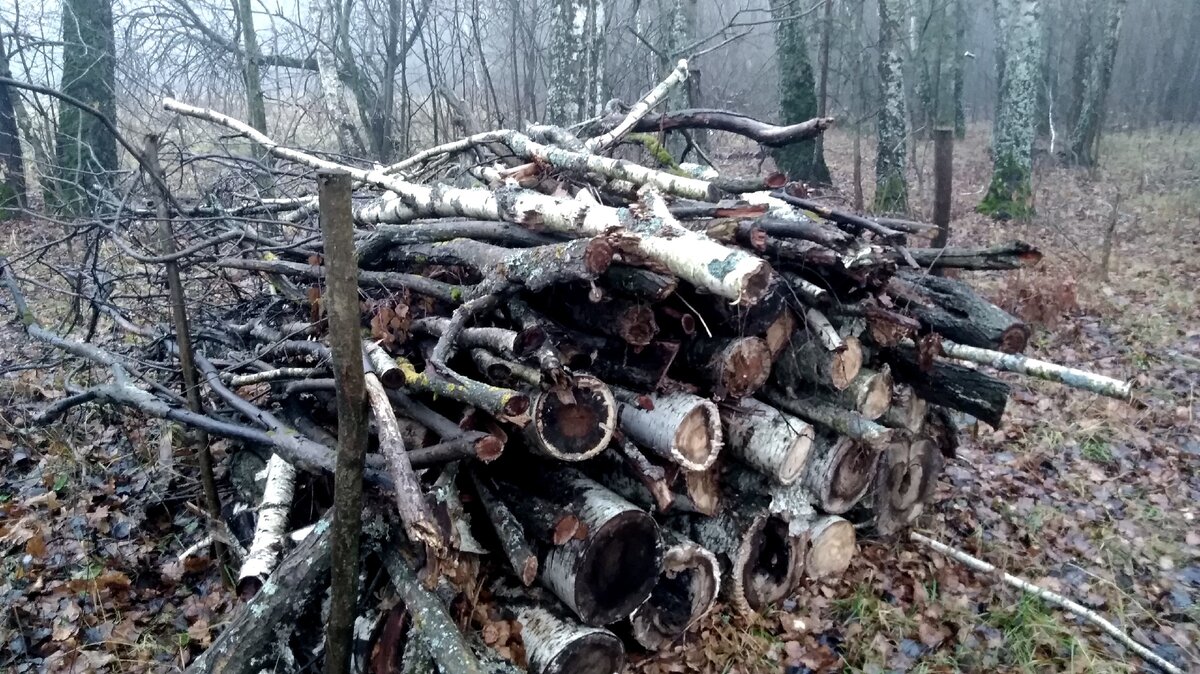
(514, 605), (624, 674)
(720, 397), (814, 485)
(163, 99), (770, 305)
(237, 454), (297, 591)
(614, 388), (722, 470)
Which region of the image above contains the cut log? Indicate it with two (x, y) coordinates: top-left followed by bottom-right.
(797, 515), (856, 581)
(601, 265), (678, 301)
(614, 388), (722, 471)
(763, 307), (798, 360)
(878, 384), (928, 433)
(764, 390), (892, 446)
(870, 435), (942, 536)
(236, 453), (296, 597)
(826, 366), (893, 420)
(365, 373), (443, 552)
(469, 469), (538, 586)
(720, 397), (814, 486)
(512, 604), (624, 674)
(678, 336), (772, 400)
(670, 464), (721, 516)
(495, 469), (662, 626)
(584, 438), (674, 513)
(800, 432), (881, 514)
(883, 346), (1010, 429)
(187, 511), (333, 674)
(687, 506), (803, 614)
(627, 532), (721, 650)
(889, 270), (1030, 353)
(525, 373), (617, 462)
(772, 333), (863, 392)
(548, 294), (659, 348)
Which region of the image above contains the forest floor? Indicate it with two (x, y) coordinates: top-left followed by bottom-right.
(1, 125), (1198, 674)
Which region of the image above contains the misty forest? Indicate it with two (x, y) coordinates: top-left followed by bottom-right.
(0, 0), (1196, 671)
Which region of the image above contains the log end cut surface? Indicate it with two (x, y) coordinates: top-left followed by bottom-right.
(673, 402), (722, 470)
(739, 515), (803, 611)
(576, 510), (662, 625)
(719, 337), (773, 399)
(531, 374), (616, 461)
(542, 631), (624, 674)
(778, 423), (816, 485)
(829, 440), (880, 514)
(806, 517), (856, 580)
(631, 543), (720, 649)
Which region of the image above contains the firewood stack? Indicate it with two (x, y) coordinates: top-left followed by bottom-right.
(2, 62), (1133, 674)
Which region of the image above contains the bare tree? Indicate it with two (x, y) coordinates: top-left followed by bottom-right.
(0, 39), (26, 212)
(54, 0), (117, 212)
(977, 0), (1040, 220)
(874, 0), (908, 213)
(1066, 0), (1125, 166)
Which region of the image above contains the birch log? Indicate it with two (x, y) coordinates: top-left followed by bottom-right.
(627, 532), (721, 650)
(513, 604), (625, 674)
(720, 397), (814, 485)
(772, 333), (863, 391)
(930, 338), (1132, 399)
(163, 98), (771, 306)
(236, 453), (296, 597)
(614, 388), (722, 471)
(497, 470), (663, 626)
(801, 433), (881, 514)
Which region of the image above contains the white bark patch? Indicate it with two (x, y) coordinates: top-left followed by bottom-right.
(238, 454), (296, 589)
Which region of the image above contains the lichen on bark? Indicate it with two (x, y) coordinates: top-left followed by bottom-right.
(53, 0), (117, 213)
(978, 0), (1041, 220)
(769, 0), (829, 183)
(874, 0), (909, 214)
(545, 0), (605, 125)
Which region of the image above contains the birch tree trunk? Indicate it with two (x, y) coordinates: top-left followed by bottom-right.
(977, 0), (1041, 220)
(874, 0), (909, 213)
(1067, 0), (1126, 166)
(546, 0), (605, 124)
(770, 0), (830, 183)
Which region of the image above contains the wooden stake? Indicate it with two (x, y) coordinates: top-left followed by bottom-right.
(320, 171), (370, 674)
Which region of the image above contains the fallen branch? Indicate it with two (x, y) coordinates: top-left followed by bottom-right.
(911, 532), (1184, 674)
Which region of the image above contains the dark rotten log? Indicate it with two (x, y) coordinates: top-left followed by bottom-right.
(685, 503), (803, 614)
(889, 270), (1030, 352)
(678, 335), (772, 400)
(627, 531), (721, 650)
(883, 346), (1010, 428)
(893, 240), (1043, 270)
(493, 468), (662, 626)
(771, 333), (864, 392)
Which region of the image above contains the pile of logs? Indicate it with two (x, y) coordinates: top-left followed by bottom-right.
(1, 61), (1132, 674)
